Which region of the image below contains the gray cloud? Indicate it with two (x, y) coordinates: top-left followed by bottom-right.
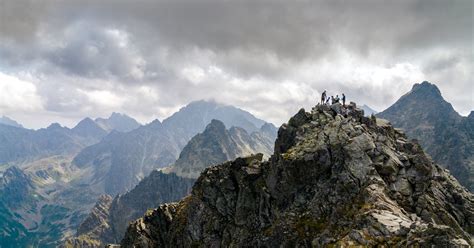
(0, 0), (472, 128)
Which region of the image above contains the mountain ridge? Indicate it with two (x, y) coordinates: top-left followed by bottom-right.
(71, 100), (276, 195)
(66, 119), (277, 247)
(120, 102), (473, 247)
(377, 81), (473, 191)
(0, 116), (23, 128)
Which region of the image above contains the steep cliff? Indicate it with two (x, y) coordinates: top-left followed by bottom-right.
(121, 103), (473, 247)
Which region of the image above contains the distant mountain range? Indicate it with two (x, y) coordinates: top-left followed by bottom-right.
(66, 118), (277, 247)
(0, 100), (277, 247)
(72, 100), (276, 196)
(377, 81), (474, 191)
(2, 88), (472, 247)
(0, 113), (141, 165)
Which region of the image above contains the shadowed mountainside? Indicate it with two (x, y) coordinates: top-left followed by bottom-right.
(377, 81), (474, 192)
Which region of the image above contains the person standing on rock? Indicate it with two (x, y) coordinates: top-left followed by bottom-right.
(321, 90), (327, 105)
(342, 93), (346, 107)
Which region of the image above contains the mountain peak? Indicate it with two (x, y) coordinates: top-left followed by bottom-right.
(47, 123), (64, 130)
(110, 112), (123, 118)
(122, 103), (473, 247)
(95, 112), (141, 133)
(378, 82), (472, 191)
(147, 119), (162, 128)
(169, 118), (275, 179)
(73, 117), (107, 138)
(378, 81), (459, 123)
(206, 119), (226, 131)
(108, 112), (135, 121)
(260, 121), (277, 131)
(410, 81), (442, 98)
(0, 116), (23, 128)
(75, 117), (96, 126)
(162, 99), (268, 140)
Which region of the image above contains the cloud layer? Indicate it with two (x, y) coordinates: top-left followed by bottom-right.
(0, 0), (472, 128)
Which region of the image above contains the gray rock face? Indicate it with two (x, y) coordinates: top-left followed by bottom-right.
(377, 81), (474, 192)
(121, 103), (474, 247)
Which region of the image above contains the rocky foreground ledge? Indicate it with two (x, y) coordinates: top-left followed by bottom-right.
(120, 103), (473, 247)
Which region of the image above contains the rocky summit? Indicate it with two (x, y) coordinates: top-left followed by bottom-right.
(120, 102), (473, 247)
(378, 81), (474, 192)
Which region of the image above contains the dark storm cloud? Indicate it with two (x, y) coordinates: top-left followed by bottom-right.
(0, 0), (52, 41)
(2, 1), (471, 61)
(45, 23), (147, 80)
(65, 0), (471, 61)
(0, 0), (472, 128)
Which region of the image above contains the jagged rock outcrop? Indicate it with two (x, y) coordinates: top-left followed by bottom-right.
(378, 81), (474, 192)
(168, 119), (276, 178)
(121, 102), (474, 247)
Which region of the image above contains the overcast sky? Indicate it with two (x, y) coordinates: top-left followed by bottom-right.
(0, 0), (472, 129)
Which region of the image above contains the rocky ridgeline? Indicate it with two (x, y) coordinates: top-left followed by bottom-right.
(120, 102), (473, 247)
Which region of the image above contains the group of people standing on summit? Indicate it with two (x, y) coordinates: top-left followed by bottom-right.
(320, 90), (346, 106)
